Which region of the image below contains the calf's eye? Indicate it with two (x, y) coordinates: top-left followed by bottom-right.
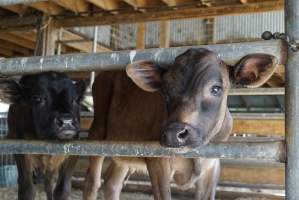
(33, 96), (44, 104)
(210, 85), (222, 96)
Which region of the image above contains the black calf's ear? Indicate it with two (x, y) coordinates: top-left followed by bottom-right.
(0, 79), (23, 104)
(126, 60), (164, 92)
(74, 80), (87, 101)
(231, 54), (279, 88)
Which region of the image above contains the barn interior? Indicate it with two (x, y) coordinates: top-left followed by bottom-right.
(0, 0), (286, 199)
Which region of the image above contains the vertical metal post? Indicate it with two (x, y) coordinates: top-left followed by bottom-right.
(286, 0), (299, 199)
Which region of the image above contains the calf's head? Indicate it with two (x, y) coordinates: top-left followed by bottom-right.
(0, 72), (86, 140)
(126, 48), (278, 147)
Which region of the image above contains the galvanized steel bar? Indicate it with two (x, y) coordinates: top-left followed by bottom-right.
(0, 40), (286, 76)
(229, 87), (285, 96)
(0, 139), (285, 162)
(285, 0), (299, 199)
(0, 0), (46, 6)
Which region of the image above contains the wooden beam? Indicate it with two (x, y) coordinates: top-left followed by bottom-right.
(0, 32), (35, 49)
(221, 164), (284, 186)
(56, 1), (284, 28)
(80, 117), (285, 136)
(136, 23), (146, 49)
(29, 2), (64, 15)
(61, 30), (112, 52)
(44, 18), (58, 55)
(0, 48), (13, 57)
(159, 20), (170, 48)
(53, 0), (89, 13)
(86, 0), (121, 10)
(161, 0), (195, 6)
(122, 0), (163, 8)
(232, 119), (284, 136)
(2, 5), (27, 14)
(0, 39), (31, 55)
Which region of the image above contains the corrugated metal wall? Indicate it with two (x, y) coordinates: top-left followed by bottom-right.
(214, 11), (284, 43)
(70, 10), (284, 51)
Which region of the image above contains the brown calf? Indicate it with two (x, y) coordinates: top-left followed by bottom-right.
(84, 48), (278, 200)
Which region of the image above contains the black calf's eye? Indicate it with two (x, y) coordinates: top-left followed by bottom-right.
(210, 85), (222, 96)
(32, 96), (45, 104)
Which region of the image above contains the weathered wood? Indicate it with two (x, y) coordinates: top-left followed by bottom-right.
(0, 139), (285, 162)
(136, 23), (146, 49)
(56, 1), (283, 28)
(0, 40), (286, 76)
(79, 115), (285, 136)
(159, 20), (170, 48)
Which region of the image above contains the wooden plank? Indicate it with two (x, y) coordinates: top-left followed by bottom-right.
(136, 23), (146, 49)
(56, 1), (283, 27)
(0, 39), (31, 55)
(29, 2), (64, 15)
(86, 0), (121, 10)
(122, 0), (163, 8)
(2, 5), (27, 14)
(161, 0), (195, 6)
(80, 116), (285, 136)
(44, 18), (58, 56)
(159, 20), (170, 48)
(53, 0), (89, 13)
(232, 119), (284, 136)
(61, 30), (112, 52)
(220, 164), (284, 186)
(0, 48), (13, 57)
(0, 32), (35, 49)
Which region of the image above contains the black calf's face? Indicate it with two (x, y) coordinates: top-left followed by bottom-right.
(1, 72), (86, 140)
(127, 48), (278, 148)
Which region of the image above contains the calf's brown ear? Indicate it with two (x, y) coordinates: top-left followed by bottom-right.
(126, 60), (163, 92)
(231, 54), (279, 88)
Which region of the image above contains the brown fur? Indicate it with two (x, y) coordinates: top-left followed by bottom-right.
(84, 70), (232, 200)
(84, 50), (277, 200)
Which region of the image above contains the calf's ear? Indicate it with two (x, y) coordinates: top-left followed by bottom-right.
(126, 60), (164, 92)
(0, 79), (23, 104)
(231, 54), (279, 88)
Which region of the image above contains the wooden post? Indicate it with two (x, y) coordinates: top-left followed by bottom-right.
(159, 20), (170, 48)
(136, 23), (146, 49)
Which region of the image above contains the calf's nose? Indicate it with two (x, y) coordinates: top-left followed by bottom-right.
(161, 123), (192, 147)
(54, 114), (76, 129)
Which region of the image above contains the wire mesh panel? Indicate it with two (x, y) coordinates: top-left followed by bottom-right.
(0, 112), (17, 187)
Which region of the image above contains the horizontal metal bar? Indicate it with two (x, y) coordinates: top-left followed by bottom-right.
(0, 139), (285, 162)
(0, 0), (46, 6)
(229, 87), (285, 96)
(0, 40), (286, 76)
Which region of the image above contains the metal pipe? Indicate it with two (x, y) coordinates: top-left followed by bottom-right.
(0, 139), (285, 162)
(0, 0), (46, 6)
(0, 40), (286, 76)
(285, 0), (299, 199)
(229, 87), (285, 96)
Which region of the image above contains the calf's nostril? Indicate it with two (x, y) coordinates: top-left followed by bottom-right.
(177, 128), (189, 141)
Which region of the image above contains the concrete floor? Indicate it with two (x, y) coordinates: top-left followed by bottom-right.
(0, 186), (280, 200)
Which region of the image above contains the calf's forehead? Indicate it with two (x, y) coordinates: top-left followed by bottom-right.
(28, 76), (76, 96)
